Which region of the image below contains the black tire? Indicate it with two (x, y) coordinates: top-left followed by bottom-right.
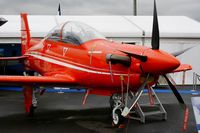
(27, 105), (36, 117)
(112, 109), (125, 127)
(109, 95), (115, 110)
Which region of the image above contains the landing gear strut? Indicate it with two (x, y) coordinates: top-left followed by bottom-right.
(110, 94), (125, 127)
(23, 86), (37, 116)
(23, 71), (38, 116)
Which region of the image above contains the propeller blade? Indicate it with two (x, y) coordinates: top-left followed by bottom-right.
(151, 0), (160, 50)
(171, 46), (195, 57)
(118, 50), (147, 62)
(163, 75), (185, 105)
(163, 75), (189, 130)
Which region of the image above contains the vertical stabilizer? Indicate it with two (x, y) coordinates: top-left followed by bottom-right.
(21, 13), (31, 55)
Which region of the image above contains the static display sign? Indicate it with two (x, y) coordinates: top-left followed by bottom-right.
(191, 97), (200, 133)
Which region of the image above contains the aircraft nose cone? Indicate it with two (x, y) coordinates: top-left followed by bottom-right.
(141, 49), (180, 73)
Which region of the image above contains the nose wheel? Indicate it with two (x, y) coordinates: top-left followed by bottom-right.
(112, 109), (125, 127)
(110, 94), (125, 127)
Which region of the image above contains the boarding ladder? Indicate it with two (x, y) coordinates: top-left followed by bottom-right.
(128, 87), (167, 123)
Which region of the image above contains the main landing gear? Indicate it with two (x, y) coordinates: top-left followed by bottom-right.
(23, 85), (38, 116)
(110, 94), (125, 127)
(23, 71), (38, 116)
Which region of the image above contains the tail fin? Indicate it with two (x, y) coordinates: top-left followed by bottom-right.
(21, 13), (31, 55)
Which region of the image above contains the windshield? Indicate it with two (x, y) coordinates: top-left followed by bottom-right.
(47, 21), (105, 45)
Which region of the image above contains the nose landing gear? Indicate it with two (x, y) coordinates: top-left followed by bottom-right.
(110, 94), (125, 127)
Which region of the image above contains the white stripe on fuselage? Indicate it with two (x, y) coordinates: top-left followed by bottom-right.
(26, 53), (130, 76)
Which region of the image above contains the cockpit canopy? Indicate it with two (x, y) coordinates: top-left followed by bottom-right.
(47, 21), (105, 45)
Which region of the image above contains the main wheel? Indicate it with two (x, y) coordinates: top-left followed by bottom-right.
(27, 105), (35, 117)
(112, 109), (125, 127)
(23, 85), (38, 117)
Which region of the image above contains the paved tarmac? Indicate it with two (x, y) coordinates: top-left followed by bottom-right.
(0, 88), (198, 133)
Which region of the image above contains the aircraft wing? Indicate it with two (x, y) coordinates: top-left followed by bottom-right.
(171, 64), (192, 73)
(0, 75), (77, 87)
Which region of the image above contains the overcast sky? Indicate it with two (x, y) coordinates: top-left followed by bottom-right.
(0, 0), (199, 22)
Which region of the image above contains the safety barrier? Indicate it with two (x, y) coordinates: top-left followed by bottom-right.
(192, 72), (200, 95)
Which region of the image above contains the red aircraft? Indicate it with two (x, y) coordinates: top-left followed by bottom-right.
(0, 1), (191, 127)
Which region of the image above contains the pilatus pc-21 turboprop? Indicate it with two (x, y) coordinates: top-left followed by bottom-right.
(0, 0), (191, 127)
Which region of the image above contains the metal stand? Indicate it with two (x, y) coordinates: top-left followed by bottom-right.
(128, 87), (167, 123)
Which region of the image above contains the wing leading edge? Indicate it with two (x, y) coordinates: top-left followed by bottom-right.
(0, 56), (27, 60)
(0, 75), (77, 87)
(171, 64), (192, 73)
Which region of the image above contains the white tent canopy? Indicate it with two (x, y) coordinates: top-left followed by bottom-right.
(0, 15), (200, 38)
